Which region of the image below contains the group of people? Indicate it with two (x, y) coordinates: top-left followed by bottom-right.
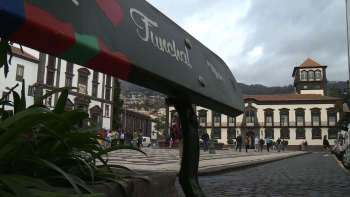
(99, 129), (143, 149)
(235, 135), (284, 153)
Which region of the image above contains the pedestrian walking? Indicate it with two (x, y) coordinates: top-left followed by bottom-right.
(236, 134), (242, 152)
(259, 138), (264, 152)
(276, 138), (282, 152)
(119, 130), (125, 146)
(254, 136), (259, 152)
(202, 130), (210, 152)
(304, 141), (308, 152)
(132, 130), (139, 148)
(301, 141), (305, 151)
(165, 134), (171, 147)
(106, 130), (112, 148)
(265, 136), (271, 152)
(323, 135), (330, 156)
(169, 138), (174, 148)
(137, 130), (143, 149)
(244, 137), (249, 153)
(273, 141), (276, 150)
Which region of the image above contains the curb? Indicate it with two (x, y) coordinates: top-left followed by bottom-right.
(175, 152), (309, 177)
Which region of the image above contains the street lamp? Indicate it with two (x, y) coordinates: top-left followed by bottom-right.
(261, 130), (263, 138)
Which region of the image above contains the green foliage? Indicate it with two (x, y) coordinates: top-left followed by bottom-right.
(328, 86), (341, 98)
(112, 78), (124, 130)
(282, 140), (289, 147)
(0, 39), (13, 78)
(0, 82), (145, 197)
(227, 139), (234, 144)
(154, 113), (165, 133)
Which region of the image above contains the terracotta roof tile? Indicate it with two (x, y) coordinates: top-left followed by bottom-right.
(243, 94), (338, 102)
(11, 46), (39, 62)
(299, 58), (322, 67)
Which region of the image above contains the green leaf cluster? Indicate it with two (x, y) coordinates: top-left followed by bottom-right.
(0, 82), (146, 197)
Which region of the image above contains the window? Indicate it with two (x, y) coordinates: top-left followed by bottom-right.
(327, 110), (336, 126)
(280, 129), (290, 139)
(91, 114), (99, 123)
(77, 68), (91, 94)
(66, 62), (73, 73)
(47, 55), (56, 68)
(295, 110), (304, 126)
(280, 110), (289, 127)
(301, 70), (307, 81)
(65, 77), (72, 87)
(92, 85), (98, 97)
(214, 112), (221, 127)
(308, 70), (314, 81)
(311, 110), (320, 126)
(246, 110), (255, 124)
(16, 65), (24, 81)
(106, 75), (111, 87)
(213, 129), (221, 139)
(312, 128), (322, 139)
(265, 129), (274, 139)
(93, 71), (99, 82)
(198, 110), (207, 127)
(105, 88), (111, 101)
(296, 128), (305, 139)
(45, 90), (52, 107)
(228, 117), (235, 127)
(46, 71), (54, 86)
(105, 104), (110, 117)
(265, 110), (273, 126)
(328, 129), (337, 139)
(65, 62), (74, 87)
(2, 92), (9, 101)
(227, 129), (236, 139)
(315, 70), (322, 80)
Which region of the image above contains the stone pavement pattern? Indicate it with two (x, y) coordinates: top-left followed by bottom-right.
(103, 147), (306, 173)
(175, 153), (350, 197)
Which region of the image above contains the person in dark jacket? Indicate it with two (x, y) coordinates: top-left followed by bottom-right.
(202, 130), (210, 152)
(236, 134), (242, 152)
(323, 135), (330, 156)
(259, 138), (264, 152)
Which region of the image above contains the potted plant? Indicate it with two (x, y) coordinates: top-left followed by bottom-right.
(282, 140), (289, 151)
(227, 139), (234, 149)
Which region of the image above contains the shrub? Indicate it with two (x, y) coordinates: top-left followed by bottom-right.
(0, 83), (144, 197)
(227, 139), (234, 144)
(282, 140), (289, 147)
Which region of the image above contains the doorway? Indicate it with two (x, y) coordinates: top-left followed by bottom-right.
(245, 131), (255, 149)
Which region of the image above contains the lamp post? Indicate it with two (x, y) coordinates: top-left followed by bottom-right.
(209, 110), (216, 154)
(261, 130), (263, 138)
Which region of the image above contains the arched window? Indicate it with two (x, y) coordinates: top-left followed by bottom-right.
(246, 110), (255, 124)
(327, 110), (337, 126)
(295, 109), (305, 126)
(280, 110), (289, 127)
(296, 128), (305, 139)
(311, 110), (320, 126)
(315, 70), (322, 80)
(301, 70), (307, 81)
(265, 110), (274, 127)
(198, 110), (207, 127)
(308, 70), (314, 81)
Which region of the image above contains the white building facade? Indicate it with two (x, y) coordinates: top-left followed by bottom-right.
(1, 47), (114, 131)
(167, 58), (339, 150)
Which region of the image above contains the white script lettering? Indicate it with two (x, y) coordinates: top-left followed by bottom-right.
(130, 8), (192, 68)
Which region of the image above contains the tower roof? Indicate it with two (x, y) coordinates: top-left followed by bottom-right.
(299, 58), (321, 67)
(292, 58), (327, 77)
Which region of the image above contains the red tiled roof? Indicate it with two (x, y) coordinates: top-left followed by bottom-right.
(299, 58), (322, 67)
(243, 94), (338, 102)
(11, 46), (39, 62)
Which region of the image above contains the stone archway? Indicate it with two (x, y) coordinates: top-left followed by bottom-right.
(245, 131), (255, 149)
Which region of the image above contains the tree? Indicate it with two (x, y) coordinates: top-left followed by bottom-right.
(328, 86), (341, 98)
(154, 113), (166, 139)
(112, 78), (124, 130)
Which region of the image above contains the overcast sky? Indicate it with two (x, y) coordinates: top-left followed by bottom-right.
(146, 0), (349, 86)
